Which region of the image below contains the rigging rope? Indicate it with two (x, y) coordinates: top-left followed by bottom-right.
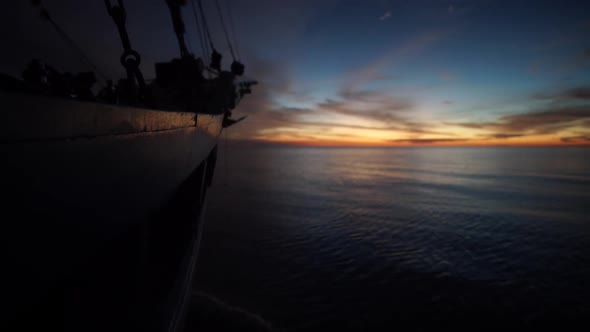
(190, 0), (209, 59)
(224, 128), (229, 186)
(223, 0), (241, 60)
(104, 0), (147, 103)
(196, 0), (215, 51)
(185, 28), (194, 55)
(214, 0), (236, 61)
(38, 7), (109, 83)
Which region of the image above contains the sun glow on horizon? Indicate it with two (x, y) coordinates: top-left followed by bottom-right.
(220, 1), (590, 147)
(233, 106), (590, 147)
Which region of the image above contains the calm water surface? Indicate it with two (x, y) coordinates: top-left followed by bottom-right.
(195, 146), (590, 330)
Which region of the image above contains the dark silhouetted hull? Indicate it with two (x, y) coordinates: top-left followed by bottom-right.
(1, 91), (222, 331)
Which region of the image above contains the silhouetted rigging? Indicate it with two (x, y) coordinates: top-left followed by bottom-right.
(165, 0), (191, 58)
(224, 0), (241, 60)
(214, 0), (236, 61)
(31, 0), (108, 83)
(19, 0), (255, 112)
(105, 0), (148, 105)
(191, 0), (210, 60)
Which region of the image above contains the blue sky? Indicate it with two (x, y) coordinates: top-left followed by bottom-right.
(219, 0), (590, 145)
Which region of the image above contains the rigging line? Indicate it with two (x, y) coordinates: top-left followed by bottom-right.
(196, 0), (214, 50)
(190, 0), (208, 59)
(39, 8), (109, 83)
(224, 128), (229, 186)
(185, 30), (194, 55)
(182, 10), (194, 57)
(223, 0), (241, 60)
(214, 0), (236, 60)
(182, 9), (194, 56)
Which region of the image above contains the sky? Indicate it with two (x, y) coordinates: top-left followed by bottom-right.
(3, 0), (590, 146)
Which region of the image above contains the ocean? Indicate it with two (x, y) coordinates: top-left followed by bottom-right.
(193, 146), (590, 331)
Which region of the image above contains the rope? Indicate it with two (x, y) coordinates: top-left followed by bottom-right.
(185, 29), (194, 55)
(39, 8), (109, 83)
(224, 128), (229, 186)
(214, 0), (236, 60)
(164, 0), (190, 58)
(224, 0), (241, 60)
(104, 0), (147, 102)
(196, 0), (214, 51)
(191, 0), (209, 58)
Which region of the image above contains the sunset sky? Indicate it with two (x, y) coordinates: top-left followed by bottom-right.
(3, 0), (590, 146)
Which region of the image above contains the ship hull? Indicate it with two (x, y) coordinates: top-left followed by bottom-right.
(1, 91), (222, 331)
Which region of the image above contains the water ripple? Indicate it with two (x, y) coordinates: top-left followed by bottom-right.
(198, 147), (590, 330)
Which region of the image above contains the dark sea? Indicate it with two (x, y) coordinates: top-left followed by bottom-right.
(192, 146), (590, 331)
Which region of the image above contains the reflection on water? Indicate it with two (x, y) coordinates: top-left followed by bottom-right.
(195, 146), (590, 330)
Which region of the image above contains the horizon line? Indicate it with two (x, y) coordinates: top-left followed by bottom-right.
(226, 139), (590, 148)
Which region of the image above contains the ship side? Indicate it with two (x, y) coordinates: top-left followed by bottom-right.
(1, 91), (222, 331)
